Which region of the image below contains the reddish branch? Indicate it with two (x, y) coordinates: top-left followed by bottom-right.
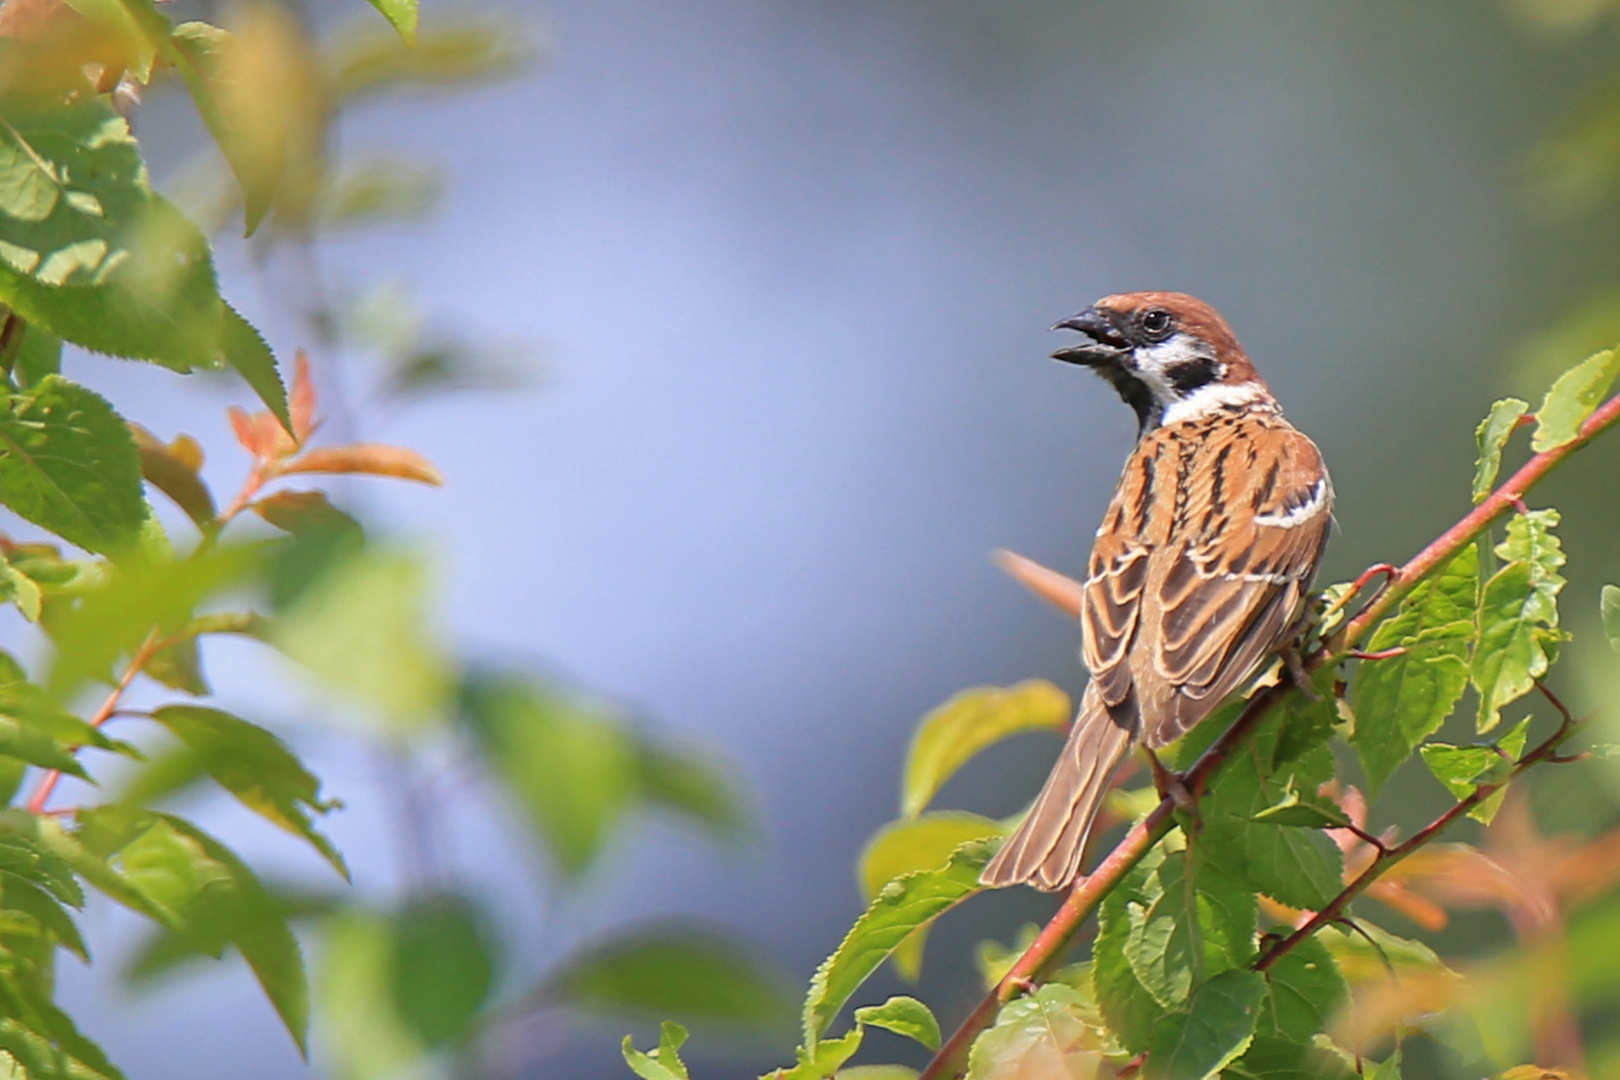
(918, 390), (1620, 1080)
(24, 628), (163, 814)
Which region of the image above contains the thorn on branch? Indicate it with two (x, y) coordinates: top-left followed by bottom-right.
(1509, 494), (1530, 515)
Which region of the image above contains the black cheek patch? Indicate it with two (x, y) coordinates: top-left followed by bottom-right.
(1167, 356), (1219, 394)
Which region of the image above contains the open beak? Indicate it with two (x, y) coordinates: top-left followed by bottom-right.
(1051, 306), (1129, 368)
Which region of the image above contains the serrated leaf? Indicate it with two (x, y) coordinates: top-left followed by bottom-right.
(803, 838), (993, 1046)
(147, 705), (346, 878)
(1419, 718), (1529, 824)
(389, 892), (495, 1048)
(965, 983), (1108, 1080)
(773, 1029), (864, 1080)
(1122, 851), (1254, 1009)
(858, 812), (1006, 981)
(1472, 399), (1529, 502)
(901, 681), (1069, 818)
(1473, 511), (1566, 733)
(220, 305), (290, 434)
(0, 93), (227, 369)
(1094, 854), (1168, 1055)
(117, 813), (308, 1055)
(366, 0), (418, 44)
(0, 376), (146, 555)
(548, 924), (791, 1029)
(623, 1021), (692, 1080)
(1144, 969), (1267, 1080)
(1248, 784), (1352, 829)
(1259, 938), (1347, 1044)
(854, 996), (939, 1052)
(1351, 545), (1479, 794)
(1532, 347), (1620, 451)
(1, 874), (88, 961)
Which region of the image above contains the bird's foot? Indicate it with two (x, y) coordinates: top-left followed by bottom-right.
(1145, 748), (1200, 830)
(1282, 645), (1320, 701)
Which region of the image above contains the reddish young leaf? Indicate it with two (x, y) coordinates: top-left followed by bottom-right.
(280, 444), (444, 485)
(290, 350), (317, 445)
(228, 406), (296, 463)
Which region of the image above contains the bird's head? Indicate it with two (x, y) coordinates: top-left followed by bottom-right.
(1051, 292), (1270, 433)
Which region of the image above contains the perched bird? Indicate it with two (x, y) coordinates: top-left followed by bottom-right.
(981, 292), (1333, 891)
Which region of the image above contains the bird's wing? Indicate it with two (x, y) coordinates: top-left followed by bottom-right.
(1141, 422), (1332, 746)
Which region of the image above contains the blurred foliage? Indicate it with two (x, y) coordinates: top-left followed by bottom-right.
(626, 124), (1620, 1080)
(0, 1), (784, 1079)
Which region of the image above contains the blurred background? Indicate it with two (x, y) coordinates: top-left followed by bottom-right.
(29, 0), (1620, 1077)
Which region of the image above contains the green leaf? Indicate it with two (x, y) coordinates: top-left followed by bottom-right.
(1144, 969), (1267, 1080)
(38, 813), (178, 927)
(1122, 851), (1255, 1010)
(147, 705), (345, 878)
(0, 376), (146, 555)
(623, 1021), (692, 1080)
(1472, 399), (1529, 502)
(965, 983), (1108, 1080)
(0, 554), (42, 621)
(803, 838), (993, 1046)
(315, 909), (425, 1080)
(1419, 717), (1530, 824)
(220, 304), (290, 433)
(1258, 937), (1347, 1044)
(1094, 854), (1167, 1055)
(1225, 1035), (1355, 1080)
(1316, 921), (1453, 984)
(0, 831), (84, 908)
(13, 322), (59, 386)
(458, 675), (637, 877)
(858, 812), (1006, 981)
(854, 996), (940, 1052)
(114, 813), (308, 1055)
(329, 17), (534, 102)
(389, 892), (495, 1049)
(1604, 585), (1620, 655)
(1247, 783), (1352, 829)
(1473, 511), (1566, 733)
(143, 635), (210, 695)
(0, 94), (227, 369)
(901, 681), (1069, 818)
(2, 874), (88, 961)
(773, 1029), (864, 1080)
(637, 738), (748, 842)
(272, 546), (451, 730)
(1196, 728), (1343, 911)
(0, 681), (133, 756)
(45, 543), (258, 699)
(547, 925), (792, 1029)
(1532, 347), (1620, 451)
(1351, 545), (1479, 794)
(366, 0), (419, 45)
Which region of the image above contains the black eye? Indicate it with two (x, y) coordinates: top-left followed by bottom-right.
(1141, 310), (1173, 340)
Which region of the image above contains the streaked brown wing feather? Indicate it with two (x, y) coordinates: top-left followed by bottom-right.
(1087, 415), (1331, 749)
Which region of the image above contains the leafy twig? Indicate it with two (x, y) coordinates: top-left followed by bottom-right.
(25, 627), (164, 813)
(916, 389), (1620, 1080)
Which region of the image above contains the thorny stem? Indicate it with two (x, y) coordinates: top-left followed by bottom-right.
(25, 628), (164, 814)
(917, 390), (1620, 1080)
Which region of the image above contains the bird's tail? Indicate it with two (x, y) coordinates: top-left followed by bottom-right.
(980, 686), (1137, 891)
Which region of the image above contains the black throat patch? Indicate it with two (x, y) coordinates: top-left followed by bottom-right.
(1166, 356), (1220, 395)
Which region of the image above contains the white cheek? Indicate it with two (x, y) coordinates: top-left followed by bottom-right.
(1133, 336), (1215, 392)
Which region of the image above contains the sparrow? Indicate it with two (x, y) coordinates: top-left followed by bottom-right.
(981, 292), (1333, 891)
